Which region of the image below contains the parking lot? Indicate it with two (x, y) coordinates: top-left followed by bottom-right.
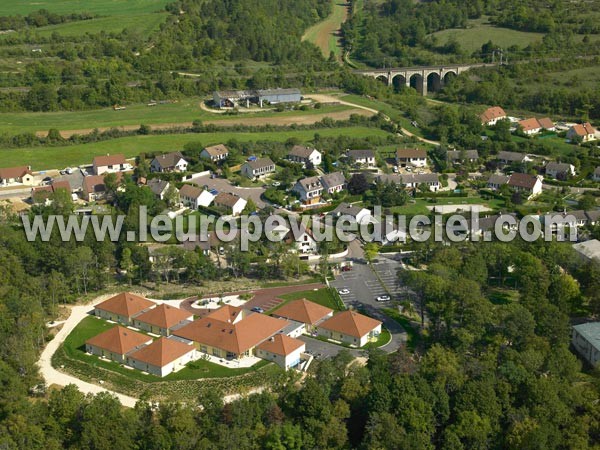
(299, 335), (362, 360)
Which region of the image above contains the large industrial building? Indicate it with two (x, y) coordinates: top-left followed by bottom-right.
(213, 88), (302, 108)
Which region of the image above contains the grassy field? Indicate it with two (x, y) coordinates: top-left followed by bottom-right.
(391, 196), (505, 216)
(0, 126), (391, 169)
(270, 288), (342, 313)
(0, 0), (172, 16)
(302, 0), (348, 60)
(0, 100), (353, 134)
(14, 12), (169, 37)
(430, 17), (544, 54)
(62, 315), (271, 382)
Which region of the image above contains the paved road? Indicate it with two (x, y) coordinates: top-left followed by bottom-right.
(330, 257), (406, 353)
(299, 335), (363, 359)
(188, 174), (267, 208)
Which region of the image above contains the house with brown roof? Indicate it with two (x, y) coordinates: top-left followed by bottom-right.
(150, 151), (189, 173)
(172, 307), (290, 360)
(396, 149), (427, 168)
(213, 192), (247, 216)
(317, 310), (382, 347)
(272, 298), (333, 333)
(0, 166), (34, 186)
(287, 145), (322, 167)
(200, 144), (229, 162)
(180, 184), (205, 209)
(92, 154), (133, 175)
(518, 118), (542, 135)
(127, 337), (196, 377)
(567, 122), (597, 142)
(292, 176), (323, 204)
(31, 180), (71, 204)
(85, 326), (152, 363)
(480, 106), (507, 126)
(94, 292), (156, 325)
(538, 117), (555, 131)
(240, 157), (276, 179)
(255, 334), (306, 370)
(508, 173), (543, 199)
(133, 304), (193, 336)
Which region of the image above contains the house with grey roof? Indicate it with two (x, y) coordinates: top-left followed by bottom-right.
(200, 144), (229, 162)
(545, 162), (575, 180)
(331, 202), (371, 225)
(240, 157), (276, 179)
(320, 172), (346, 194)
(287, 145), (321, 167)
(347, 149), (376, 167)
(147, 179), (176, 201)
(292, 176), (323, 204)
(496, 151), (531, 166)
(150, 152), (188, 173)
(572, 322), (600, 366)
(487, 174), (510, 190)
(447, 150), (479, 164)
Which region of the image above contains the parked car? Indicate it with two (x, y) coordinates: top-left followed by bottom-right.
(376, 295), (391, 302)
(251, 306), (264, 313)
(272, 181), (281, 187)
(338, 289), (350, 295)
(341, 265), (352, 272)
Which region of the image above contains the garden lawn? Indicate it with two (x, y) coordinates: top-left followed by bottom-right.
(61, 316), (273, 382)
(271, 288), (342, 313)
(0, 0), (173, 16)
(0, 126), (390, 170)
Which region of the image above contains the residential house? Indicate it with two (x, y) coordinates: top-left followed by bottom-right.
(538, 117), (555, 131)
(85, 326), (152, 364)
(573, 239), (600, 261)
(179, 184), (204, 209)
(173, 308), (290, 360)
(586, 210), (600, 226)
(487, 174), (510, 190)
(133, 304), (193, 336)
(317, 310), (382, 347)
(400, 173), (440, 192)
(240, 157), (276, 179)
(284, 223), (318, 254)
(181, 233), (223, 256)
(331, 202), (371, 225)
(593, 167), (600, 182)
(200, 144), (229, 162)
(292, 176), (323, 204)
(518, 118), (542, 135)
(94, 292), (156, 325)
(496, 151), (531, 166)
(508, 173), (543, 199)
(320, 171), (346, 195)
(545, 162), (575, 180)
(287, 145), (321, 167)
(127, 337), (196, 377)
(31, 180), (71, 204)
(347, 149), (376, 167)
(213, 192), (247, 216)
(0, 166), (34, 186)
(572, 322), (600, 366)
(272, 298), (333, 334)
(396, 149), (427, 167)
(567, 122), (597, 142)
(150, 151), (189, 173)
(472, 213), (519, 239)
(147, 179), (176, 201)
(480, 106), (507, 126)
(92, 154), (133, 175)
(255, 334), (306, 370)
(447, 150), (479, 164)
(83, 175), (107, 202)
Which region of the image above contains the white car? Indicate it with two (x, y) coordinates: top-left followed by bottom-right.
(338, 289), (350, 295)
(376, 295), (391, 302)
(272, 181), (281, 187)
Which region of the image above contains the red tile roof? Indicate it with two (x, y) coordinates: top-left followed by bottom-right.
(571, 122), (596, 136)
(0, 166), (32, 180)
(206, 305), (244, 323)
(128, 337), (194, 367)
(93, 154), (127, 167)
(272, 298), (333, 325)
(518, 118), (541, 132)
(95, 292), (155, 318)
(174, 313), (289, 354)
(480, 106), (506, 123)
(537, 117), (554, 129)
(318, 310), (381, 338)
(256, 334), (305, 356)
(86, 326), (151, 355)
(134, 304), (192, 329)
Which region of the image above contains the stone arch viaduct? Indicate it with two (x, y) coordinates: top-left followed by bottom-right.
(354, 63), (493, 95)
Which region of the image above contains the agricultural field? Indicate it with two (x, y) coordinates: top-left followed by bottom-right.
(0, 126), (391, 169)
(0, 100), (356, 135)
(430, 17), (544, 54)
(302, 0), (348, 61)
(0, 0), (172, 16)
